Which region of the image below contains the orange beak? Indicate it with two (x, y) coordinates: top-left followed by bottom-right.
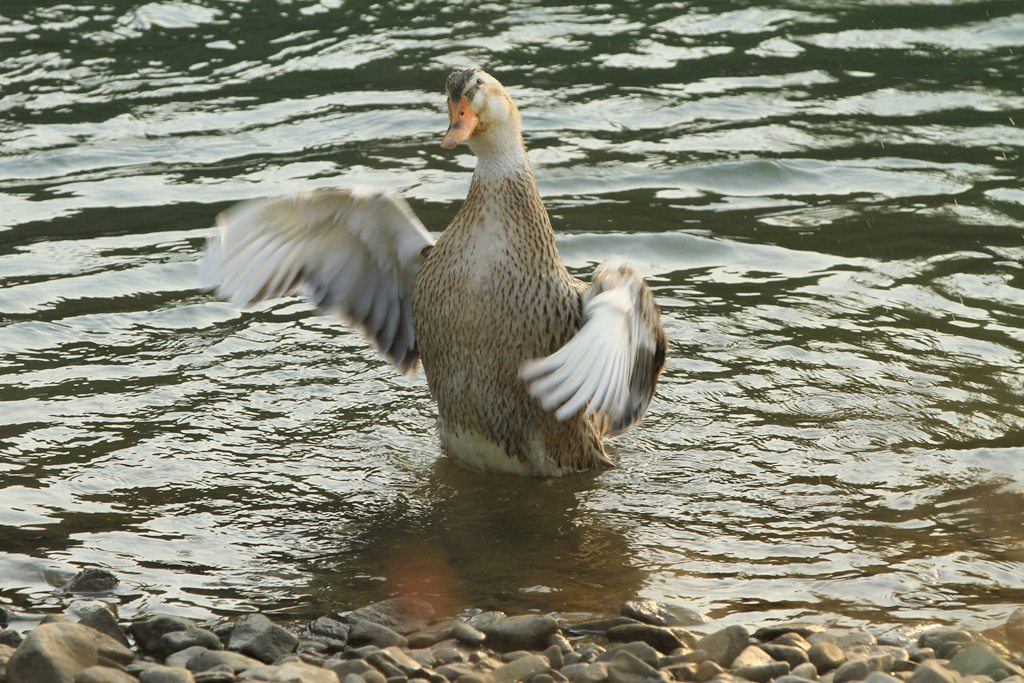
(441, 96), (479, 149)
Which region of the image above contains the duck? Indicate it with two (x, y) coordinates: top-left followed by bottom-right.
(200, 68), (667, 477)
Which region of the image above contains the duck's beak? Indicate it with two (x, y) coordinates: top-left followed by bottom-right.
(441, 97), (479, 149)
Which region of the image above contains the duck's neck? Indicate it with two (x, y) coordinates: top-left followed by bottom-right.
(468, 125), (530, 182)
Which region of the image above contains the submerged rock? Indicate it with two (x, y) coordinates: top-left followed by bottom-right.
(344, 598), (435, 636)
(62, 569), (120, 594)
(621, 600), (707, 628)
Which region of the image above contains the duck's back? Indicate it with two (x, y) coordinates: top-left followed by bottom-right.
(411, 172), (607, 475)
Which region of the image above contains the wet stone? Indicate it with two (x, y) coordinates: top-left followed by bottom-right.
(409, 620), (457, 648)
(454, 622), (488, 647)
(345, 599), (435, 636)
(185, 648), (264, 673)
(192, 672), (236, 683)
(918, 629), (978, 654)
(834, 655), (896, 683)
(733, 662), (791, 683)
(68, 601), (129, 648)
(63, 568), (120, 594)
(773, 634), (813, 651)
(607, 624), (684, 655)
(754, 625), (825, 642)
(568, 619), (641, 636)
(327, 658), (386, 682)
(608, 651), (670, 683)
(696, 626), (750, 667)
(809, 643), (847, 672)
(138, 665), (197, 683)
(161, 629), (223, 655)
(775, 677), (818, 683)
(238, 659), (339, 682)
(479, 616), (560, 653)
(790, 662), (818, 679)
(561, 662), (610, 683)
(0, 629), (23, 647)
(228, 613), (299, 664)
(867, 673), (904, 683)
(600, 643), (661, 670)
(694, 660), (725, 682)
(760, 644), (810, 668)
(493, 654), (551, 683)
(350, 620), (409, 649)
(130, 615), (201, 658)
(75, 665), (138, 683)
(6, 621), (102, 683)
(732, 646), (773, 669)
(544, 644), (565, 670)
(910, 661), (963, 683)
(949, 645), (1024, 678)
(308, 616), (350, 644)
(621, 601), (707, 628)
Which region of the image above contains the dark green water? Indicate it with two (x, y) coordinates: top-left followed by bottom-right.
(1, 0), (1023, 634)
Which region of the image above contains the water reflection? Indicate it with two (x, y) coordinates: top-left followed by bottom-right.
(304, 460), (646, 619)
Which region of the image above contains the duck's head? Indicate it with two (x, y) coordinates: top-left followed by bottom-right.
(441, 68), (522, 152)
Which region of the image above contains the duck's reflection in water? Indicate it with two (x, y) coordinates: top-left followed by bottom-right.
(305, 458), (647, 618)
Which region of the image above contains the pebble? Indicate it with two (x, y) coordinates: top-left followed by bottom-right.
(75, 666), (138, 683)
(754, 625), (825, 642)
(3, 600), (1022, 683)
(130, 614), (202, 658)
(561, 662), (610, 683)
(454, 622), (489, 647)
(228, 613), (299, 663)
(606, 624), (684, 655)
(478, 615), (559, 653)
(696, 626), (750, 667)
(760, 643), (810, 668)
(6, 621), (106, 683)
(910, 660), (963, 683)
(621, 600), (708, 628)
(833, 655), (895, 683)
(138, 665), (197, 683)
(599, 643), (661, 670)
(493, 653), (551, 683)
(68, 601), (129, 648)
(790, 662), (818, 679)
(948, 645), (1024, 679)
(607, 651), (671, 683)
(808, 643), (847, 672)
(568, 619), (641, 635)
(0, 629), (23, 647)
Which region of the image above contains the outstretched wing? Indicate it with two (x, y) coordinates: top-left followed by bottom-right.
(200, 187), (434, 374)
(520, 262), (666, 435)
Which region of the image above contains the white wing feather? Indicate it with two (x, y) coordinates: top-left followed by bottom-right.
(200, 187), (434, 373)
(520, 263), (665, 435)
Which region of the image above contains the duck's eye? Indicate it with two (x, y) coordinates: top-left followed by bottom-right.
(459, 109), (465, 117)
(477, 78), (483, 86)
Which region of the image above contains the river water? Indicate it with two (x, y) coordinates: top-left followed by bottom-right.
(1, 1), (1023, 635)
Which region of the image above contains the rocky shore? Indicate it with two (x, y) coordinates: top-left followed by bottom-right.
(1, 573), (1022, 683)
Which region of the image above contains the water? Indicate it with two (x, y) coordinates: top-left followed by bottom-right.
(1, 0), (1023, 635)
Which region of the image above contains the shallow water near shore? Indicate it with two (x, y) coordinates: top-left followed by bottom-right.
(1, 0), (1023, 633)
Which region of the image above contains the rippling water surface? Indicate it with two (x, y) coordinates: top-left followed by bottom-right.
(2, 0), (1023, 634)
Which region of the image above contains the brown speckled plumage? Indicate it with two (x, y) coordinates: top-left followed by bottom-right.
(413, 165), (609, 474)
